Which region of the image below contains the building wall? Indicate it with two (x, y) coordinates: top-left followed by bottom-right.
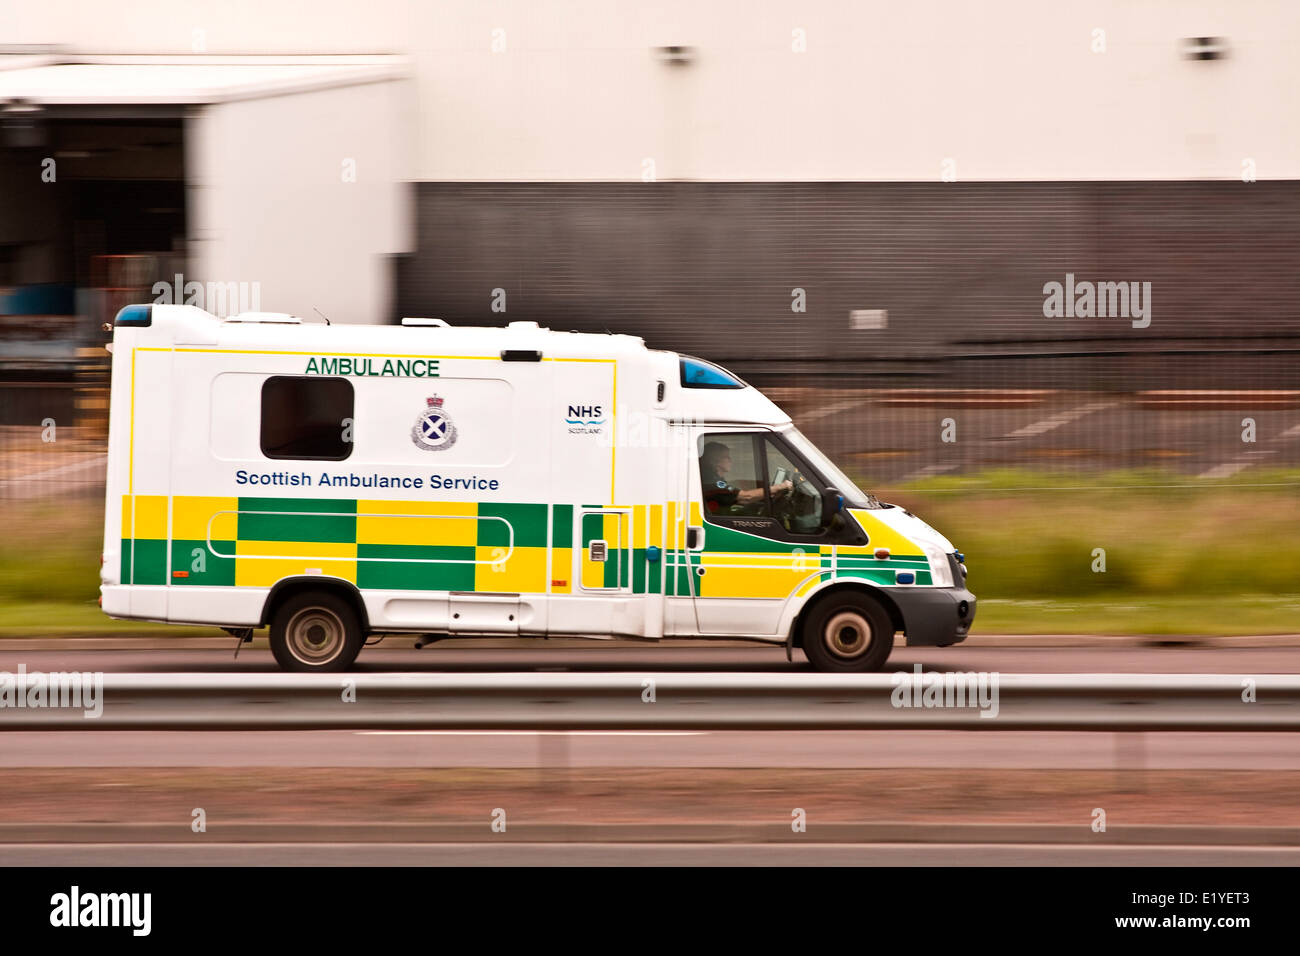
(395, 181), (1300, 388)
(7, 2), (1298, 375)
(6, 0), (1299, 181)
(187, 78), (414, 324)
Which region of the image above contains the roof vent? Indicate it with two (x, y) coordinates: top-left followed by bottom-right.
(402, 317), (449, 327)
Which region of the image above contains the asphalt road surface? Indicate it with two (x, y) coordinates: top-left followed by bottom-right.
(3, 728), (1297, 769)
(1, 842), (1296, 866)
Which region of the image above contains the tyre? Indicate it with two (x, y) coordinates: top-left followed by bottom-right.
(269, 591), (364, 672)
(799, 592), (895, 672)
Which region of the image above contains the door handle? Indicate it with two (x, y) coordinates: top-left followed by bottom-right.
(686, 527), (703, 550)
(588, 540), (608, 562)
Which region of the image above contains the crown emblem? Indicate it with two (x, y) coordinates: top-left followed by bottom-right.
(426, 395), (444, 408)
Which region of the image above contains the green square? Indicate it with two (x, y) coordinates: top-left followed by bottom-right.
(170, 539), (236, 586)
(551, 505), (573, 548)
(130, 538), (168, 586)
(357, 544), (477, 591)
(478, 503), (547, 548)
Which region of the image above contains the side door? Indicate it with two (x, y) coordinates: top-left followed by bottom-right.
(571, 506), (650, 637)
(578, 508), (630, 592)
(686, 427), (858, 636)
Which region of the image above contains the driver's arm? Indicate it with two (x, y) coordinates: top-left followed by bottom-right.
(736, 480), (792, 503)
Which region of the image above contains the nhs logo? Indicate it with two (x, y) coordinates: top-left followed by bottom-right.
(565, 404), (604, 435)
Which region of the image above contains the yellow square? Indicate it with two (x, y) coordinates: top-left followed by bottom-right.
(235, 558), (358, 588)
(700, 564), (805, 599)
(173, 496), (238, 541)
(357, 512), (478, 547)
(132, 495), (168, 539)
(648, 504), (663, 548)
(631, 505), (647, 549)
(357, 499), (476, 517)
(234, 540), (358, 587)
(475, 545), (547, 593)
(236, 540), (357, 559)
(356, 501), (478, 547)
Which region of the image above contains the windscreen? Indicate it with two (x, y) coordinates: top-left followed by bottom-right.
(783, 426), (879, 509)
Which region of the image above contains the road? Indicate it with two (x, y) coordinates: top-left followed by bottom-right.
(3, 728), (1298, 769)
(2, 842), (1296, 866)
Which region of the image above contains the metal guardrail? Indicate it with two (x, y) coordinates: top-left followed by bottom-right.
(1, 673), (1297, 731)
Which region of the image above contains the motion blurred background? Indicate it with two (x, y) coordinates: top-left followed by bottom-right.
(0, 0), (1299, 870)
(0, 0), (1297, 635)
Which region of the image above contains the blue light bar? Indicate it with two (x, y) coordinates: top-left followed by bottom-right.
(114, 304), (153, 327)
(680, 356), (745, 389)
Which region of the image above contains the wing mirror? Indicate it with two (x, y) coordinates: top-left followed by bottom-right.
(821, 487), (844, 522)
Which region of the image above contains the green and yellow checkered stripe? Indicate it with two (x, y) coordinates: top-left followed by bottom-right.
(118, 495), (934, 597)
(120, 495), (562, 593)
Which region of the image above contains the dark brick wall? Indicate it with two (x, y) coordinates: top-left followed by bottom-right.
(394, 182), (1300, 389)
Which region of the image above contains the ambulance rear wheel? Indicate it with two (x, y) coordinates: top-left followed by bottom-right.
(800, 594), (894, 672)
(270, 592), (364, 672)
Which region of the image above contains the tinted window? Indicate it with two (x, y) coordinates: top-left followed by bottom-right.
(260, 376), (354, 460)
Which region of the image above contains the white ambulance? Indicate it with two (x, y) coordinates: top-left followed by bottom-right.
(100, 304), (975, 671)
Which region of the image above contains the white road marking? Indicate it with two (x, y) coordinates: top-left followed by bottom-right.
(1199, 461), (1255, 480)
(798, 398), (869, 424)
(1003, 401), (1117, 439)
(899, 463), (959, 483)
(0, 454), (108, 500)
(1, 454), (107, 484)
(1199, 449), (1278, 479)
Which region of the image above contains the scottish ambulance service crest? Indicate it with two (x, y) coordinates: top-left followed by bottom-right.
(411, 395), (458, 451)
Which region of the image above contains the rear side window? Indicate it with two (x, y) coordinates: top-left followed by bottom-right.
(260, 376), (354, 460)
(680, 355), (745, 388)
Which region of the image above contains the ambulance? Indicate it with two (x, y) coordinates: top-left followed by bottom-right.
(100, 304), (975, 671)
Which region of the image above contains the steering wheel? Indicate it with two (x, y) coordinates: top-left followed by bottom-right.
(770, 469), (799, 522)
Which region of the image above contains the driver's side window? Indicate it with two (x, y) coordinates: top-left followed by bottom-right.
(697, 432), (835, 538)
(698, 434), (770, 519)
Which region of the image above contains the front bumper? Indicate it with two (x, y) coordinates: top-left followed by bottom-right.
(890, 585), (976, 647)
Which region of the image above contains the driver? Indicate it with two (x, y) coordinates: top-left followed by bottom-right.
(700, 441), (792, 514)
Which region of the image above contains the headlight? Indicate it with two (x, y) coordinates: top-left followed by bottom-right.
(921, 541), (954, 587)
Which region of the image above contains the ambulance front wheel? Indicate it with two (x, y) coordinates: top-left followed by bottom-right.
(270, 591), (364, 672)
(800, 593), (895, 672)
